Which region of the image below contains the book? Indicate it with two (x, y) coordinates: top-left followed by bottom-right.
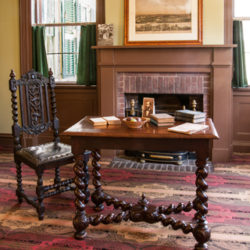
(89, 117), (107, 126)
(150, 113), (175, 123)
(150, 118), (174, 127)
(175, 110), (206, 119)
(168, 122), (209, 135)
(103, 116), (121, 125)
(175, 115), (206, 123)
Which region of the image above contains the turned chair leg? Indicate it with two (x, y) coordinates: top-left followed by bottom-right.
(54, 166), (61, 191)
(15, 161), (23, 203)
(36, 169), (45, 220)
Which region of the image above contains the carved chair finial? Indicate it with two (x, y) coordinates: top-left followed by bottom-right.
(10, 69), (16, 79)
(49, 68), (53, 77)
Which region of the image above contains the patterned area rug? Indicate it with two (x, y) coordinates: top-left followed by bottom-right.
(0, 153), (250, 249)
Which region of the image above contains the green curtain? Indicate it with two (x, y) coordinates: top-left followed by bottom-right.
(32, 26), (49, 77)
(77, 24), (96, 85)
(232, 20), (248, 88)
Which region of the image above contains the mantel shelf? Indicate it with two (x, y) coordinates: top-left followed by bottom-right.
(93, 44), (236, 49)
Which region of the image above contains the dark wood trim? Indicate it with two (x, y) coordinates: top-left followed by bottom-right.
(19, 0), (32, 75)
(96, 0), (105, 24)
(224, 0), (233, 44)
(93, 44), (236, 49)
(233, 87), (250, 93)
(0, 134), (13, 152)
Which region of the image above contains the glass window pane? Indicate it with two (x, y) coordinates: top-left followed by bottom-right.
(243, 21), (250, 52)
(31, 0), (36, 25)
(40, 0), (96, 24)
(47, 53), (78, 81)
(234, 0), (250, 17)
(45, 26), (80, 81)
(243, 21), (250, 84)
(44, 26), (80, 53)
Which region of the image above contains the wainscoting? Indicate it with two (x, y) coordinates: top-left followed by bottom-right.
(233, 88), (250, 153)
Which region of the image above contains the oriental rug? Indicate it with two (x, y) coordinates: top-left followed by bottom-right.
(0, 153), (250, 250)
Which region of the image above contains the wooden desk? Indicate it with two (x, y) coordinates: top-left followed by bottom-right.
(64, 117), (219, 250)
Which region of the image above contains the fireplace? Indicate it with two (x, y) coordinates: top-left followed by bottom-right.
(95, 45), (234, 162)
(116, 72), (210, 117)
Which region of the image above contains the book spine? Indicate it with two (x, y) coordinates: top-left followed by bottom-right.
(175, 116), (206, 123)
(150, 118), (174, 126)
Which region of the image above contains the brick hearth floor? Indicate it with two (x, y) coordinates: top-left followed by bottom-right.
(108, 156), (214, 173)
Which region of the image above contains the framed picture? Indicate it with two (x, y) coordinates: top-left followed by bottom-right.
(124, 0), (202, 45)
(97, 24), (114, 46)
(142, 97), (155, 118)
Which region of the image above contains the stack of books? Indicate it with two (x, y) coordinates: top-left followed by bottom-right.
(175, 110), (206, 123)
(150, 113), (175, 126)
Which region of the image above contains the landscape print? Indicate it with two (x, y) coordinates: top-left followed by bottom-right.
(136, 0), (192, 33)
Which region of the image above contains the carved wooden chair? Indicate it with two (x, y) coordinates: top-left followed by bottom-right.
(9, 69), (80, 220)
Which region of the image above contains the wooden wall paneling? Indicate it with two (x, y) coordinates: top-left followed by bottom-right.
(96, 0), (105, 24)
(233, 90), (250, 152)
(212, 49), (233, 161)
(55, 85), (98, 135)
(0, 134), (13, 152)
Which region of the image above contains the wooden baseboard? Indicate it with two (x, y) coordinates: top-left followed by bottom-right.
(0, 133), (13, 152)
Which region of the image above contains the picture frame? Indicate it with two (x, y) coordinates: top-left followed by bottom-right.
(97, 24), (114, 46)
(142, 97), (155, 118)
(124, 0), (203, 45)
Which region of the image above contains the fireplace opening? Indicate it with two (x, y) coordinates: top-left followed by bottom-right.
(125, 93), (203, 117)
(123, 93), (203, 165)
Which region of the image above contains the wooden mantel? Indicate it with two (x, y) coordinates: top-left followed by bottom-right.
(93, 44), (236, 49)
(94, 45), (234, 162)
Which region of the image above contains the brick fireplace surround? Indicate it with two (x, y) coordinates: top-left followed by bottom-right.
(116, 72), (210, 117)
(94, 45), (234, 162)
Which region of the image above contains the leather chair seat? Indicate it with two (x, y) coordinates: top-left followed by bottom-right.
(16, 142), (73, 166)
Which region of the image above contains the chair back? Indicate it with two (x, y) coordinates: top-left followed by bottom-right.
(9, 69), (60, 152)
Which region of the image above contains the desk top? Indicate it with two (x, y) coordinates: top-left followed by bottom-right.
(63, 117), (219, 140)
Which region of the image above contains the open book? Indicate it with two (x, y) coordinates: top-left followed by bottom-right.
(168, 122), (208, 135)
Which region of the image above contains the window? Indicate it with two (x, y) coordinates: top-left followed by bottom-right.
(234, 0), (250, 84)
(32, 0), (96, 82)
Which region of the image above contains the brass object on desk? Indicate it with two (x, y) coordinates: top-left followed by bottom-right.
(125, 98), (139, 117)
(192, 99), (197, 111)
(130, 99), (135, 116)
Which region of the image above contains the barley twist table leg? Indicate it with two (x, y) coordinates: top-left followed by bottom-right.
(193, 156), (210, 250)
(73, 154), (89, 239)
(91, 150), (105, 211)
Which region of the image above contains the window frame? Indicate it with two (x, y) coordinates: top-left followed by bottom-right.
(233, 0), (250, 86)
(20, 0), (105, 84)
